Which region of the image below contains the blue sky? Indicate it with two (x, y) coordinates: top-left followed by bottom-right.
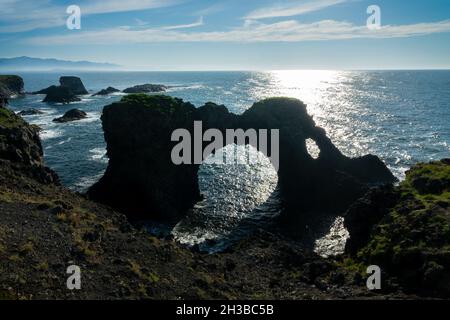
(1, 0), (450, 70)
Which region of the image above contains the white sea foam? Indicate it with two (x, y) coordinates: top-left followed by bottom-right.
(89, 147), (108, 163)
(40, 128), (64, 140)
(71, 172), (105, 192)
(57, 137), (72, 145)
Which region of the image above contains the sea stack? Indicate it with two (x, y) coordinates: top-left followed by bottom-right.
(59, 76), (88, 95)
(42, 85), (81, 104)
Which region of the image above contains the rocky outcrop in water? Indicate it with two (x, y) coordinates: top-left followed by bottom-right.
(123, 84), (168, 94)
(18, 108), (44, 116)
(42, 85), (81, 104)
(53, 108), (87, 123)
(34, 76), (87, 103)
(93, 86), (120, 96)
(59, 76), (88, 95)
(88, 95), (396, 223)
(0, 75), (24, 98)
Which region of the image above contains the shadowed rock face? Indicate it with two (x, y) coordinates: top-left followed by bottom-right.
(0, 105), (58, 184)
(34, 76), (88, 98)
(59, 76), (88, 95)
(0, 90), (7, 107)
(0, 75), (24, 99)
(42, 85), (81, 104)
(88, 95), (396, 223)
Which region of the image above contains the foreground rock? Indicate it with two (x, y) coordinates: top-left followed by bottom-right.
(0, 75), (24, 98)
(0, 106), (58, 184)
(42, 85), (81, 104)
(345, 159), (450, 296)
(123, 84), (167, 94)
(18, 108), (44, 116)
(93, 86), (120, 96)
(53, 109), (87, 123)
(89, 95), (396, 223)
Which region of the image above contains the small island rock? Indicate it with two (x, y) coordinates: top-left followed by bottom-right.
(53, 109), (87, 123)
(93, 87), (120, 96)
(123, 84), (167, 94)
(18, 108), (44, 116)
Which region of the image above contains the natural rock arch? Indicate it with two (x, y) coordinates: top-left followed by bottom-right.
(88, 95), (396, 224)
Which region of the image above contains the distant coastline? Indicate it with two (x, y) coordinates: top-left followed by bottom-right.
(0, 56), (121, 72)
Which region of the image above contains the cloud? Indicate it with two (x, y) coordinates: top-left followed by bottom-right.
(25, 18), (450, 44)
(0, 0), (183, 33)
(81, 0), (184, 15)
(161, 16), (204, 30)
(244, 0), (348, 20)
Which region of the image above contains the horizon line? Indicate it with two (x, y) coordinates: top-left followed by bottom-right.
(1, 68), (450, 73)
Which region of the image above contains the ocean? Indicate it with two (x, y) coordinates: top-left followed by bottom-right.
(7, 70), (450, 255)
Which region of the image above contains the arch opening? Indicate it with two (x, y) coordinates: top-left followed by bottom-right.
(306, 138), (321, 159)
(171, 144), (280, 252)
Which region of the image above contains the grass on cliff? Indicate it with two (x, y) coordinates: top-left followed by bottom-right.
(0, 106), (24, 128)
(354, 160), (450, 293)
(119, 94), (183, 114)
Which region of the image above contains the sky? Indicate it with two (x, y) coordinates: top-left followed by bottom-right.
(1, 0), (450, 70)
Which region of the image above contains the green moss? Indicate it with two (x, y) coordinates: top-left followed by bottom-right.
(120, 94), (182, 114)
(0, 107), (24, 128)
(405, 162), (450, 184)
(336, 257), (366, 274)
(354, 161), (450, 293)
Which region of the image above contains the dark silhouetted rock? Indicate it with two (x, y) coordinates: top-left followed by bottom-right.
(123, 84), (167, 94)
(18, 108), (44, 116)
(344, 185), (400, 255)
(42, 85), (81, 104)
(93, 86), (120, 96)
(53, 108), (87, 123)
(0, 88), (8, 107)
(0, 75), (24, 99)
(32, 86), (53, 94)
(88, 95), (396, 224)
(59, 76), (88, 95)
(35, 76), (88, 96)
(0, 105), (59, 184)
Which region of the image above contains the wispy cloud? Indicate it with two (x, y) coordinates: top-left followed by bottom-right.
(82, 0), (184, 15)
(244, 0), (348, 20)
(161, 16), (204, 30)
(26, 19), (450, 44)
(0, 0), (183, 33)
